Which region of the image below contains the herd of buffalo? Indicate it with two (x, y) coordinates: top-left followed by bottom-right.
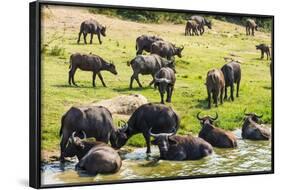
(57, 15), (272, 176)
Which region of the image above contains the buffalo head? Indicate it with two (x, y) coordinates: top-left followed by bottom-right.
(113, 121), (129, 149)
(63, 131), (87, 158)
(108, 62), (118, 75)
(244, 110), (263, 123)
(206, 20), (212, 29)
(175, 46), (184, 58)
(149, 128), (176, 158)
(101, 26), (106, 37)
(196, 112), (218, 126)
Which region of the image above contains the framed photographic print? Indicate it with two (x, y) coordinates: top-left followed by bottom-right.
(29, 0), (274, 188)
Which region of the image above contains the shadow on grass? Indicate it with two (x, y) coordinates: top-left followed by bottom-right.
(194, 99), (209, 110)
(263, 85), (272, 90)
(52, 84), (104, 89)
(112, 86), (154, 93)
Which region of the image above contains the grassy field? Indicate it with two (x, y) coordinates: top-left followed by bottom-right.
(41, 6), (272, 157)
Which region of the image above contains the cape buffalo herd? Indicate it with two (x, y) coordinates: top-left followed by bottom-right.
(54, 15), (271, 175)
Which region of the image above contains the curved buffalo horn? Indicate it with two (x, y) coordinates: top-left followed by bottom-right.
(210, 112), (218, 120)
(196, 112), (204, 120)
(149, 128), (176, 138)
(243, 108), (251, 116)
(254, 113), (263, 118)
(149, 128), (160, 138)
(154, 77), (171, 83)
(180, 45), (184, 50)
(81, 130), (87, 139)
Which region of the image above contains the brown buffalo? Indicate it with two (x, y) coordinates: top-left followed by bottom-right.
(185, 20), (199, 36)
(246, 19), (258, 36)
(77, 19), (106, 44)
(256, 44), (271, 60)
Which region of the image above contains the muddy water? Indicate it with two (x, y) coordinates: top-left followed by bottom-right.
(41, 129), (271, 186)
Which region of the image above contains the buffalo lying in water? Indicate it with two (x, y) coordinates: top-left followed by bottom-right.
(197, 112), (238, 148)
(242, 112), (271, 140)
(64, 132), (122, 175)
(150, 130), (213, 160)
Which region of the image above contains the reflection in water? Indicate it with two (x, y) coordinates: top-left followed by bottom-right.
(41, 129), (271, 185)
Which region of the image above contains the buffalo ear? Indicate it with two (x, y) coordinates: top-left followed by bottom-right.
(168, 137), (178, 145)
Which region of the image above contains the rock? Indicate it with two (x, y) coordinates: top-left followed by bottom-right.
(91, 94), (148, 115)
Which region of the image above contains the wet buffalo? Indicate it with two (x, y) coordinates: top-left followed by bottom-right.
(197, 112), (238, 148)
(150, 130), (213, 160)
(256, 44), (271, 60)
(242, 112), (271, 140)
(136, 35), (163, 55)
(185, 20), (199, 36)
(206, 69), (225, 108)
(127, 54), (175, 89)
(69, 53), (117, 87)
(113, 103), (180, 154)
(246, 19), (258, 36)
(59, 105), (118, 161)
(77, 19), (106, 44)
(154, 67), (176, 104)
(190, 15), (212, 35)
(221, 61), (241, 101)
(151, 41), (184, 60)
(64, 132), (122, 175)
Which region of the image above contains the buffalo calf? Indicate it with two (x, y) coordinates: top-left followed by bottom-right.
(246, 19), (258, 36)
(256, 44), (271, 60)
(77, 19), (106, 44)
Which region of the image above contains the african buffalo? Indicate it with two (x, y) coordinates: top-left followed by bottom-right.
(69, 53), (117, 87)
(127, 54), (175, 89)
(59, 105), (118, 161)
(246, 19), (258, 36)
(190, 15), (212, 35)
(206, 69), (225, 108)
(197, 112), (238, 148)
(150, 130), (213, 160)
(64, 132), (122, 175)
(77, 19), (106, 44)
(112, 103), (180, 154)
(221, 61), (241, 101)
(242, 112), (271, 140)
(154, 67), (176, 104)
(151, 41), (184, 60)
(256, 44), (271, 60)
(185, 20), (199, 36)
(136, 35), (163, 55)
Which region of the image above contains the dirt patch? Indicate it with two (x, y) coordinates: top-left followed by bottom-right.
(91, 94), (148, 115)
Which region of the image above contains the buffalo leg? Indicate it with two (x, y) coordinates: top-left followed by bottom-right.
(90, 33), (93, 44)
(97, 33), (102, 44)
(160, 92), (165, 104)
(69, 67), (78, 86)
(60, 135), (69, 162)
(167, 86), (173, 103)
(135, 75), (143, 88)
(224, 86), (228, 100)
(143, 133), (151, 154)
(97, 72), (106, 87)
(236, 80), (240, 97)
(252, 28), (255, 36)
(77, 32), (82, 44)
(220, 87), (224, 104)
(129, 75), (135, 89)
(92, 72), (97, 87)
(246, 27), (248, 35)
(261, 51), (264, 59)
(83, 32), (87, 44)
(230, 84), (234, 101)
(213, 91), (218, 107)
(208, 91), (211, 109)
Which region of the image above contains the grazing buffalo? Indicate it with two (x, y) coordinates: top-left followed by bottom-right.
(127, 54), (175, 89)
(246, 19), (258, 36)
(136, 35), (163, 55)
(190, 15), (212, 35)
(69, 53), (117, 87)
(185, 20), (199, 36)
(221, 61), (241, 101)
(59, 105), (118, 161)
(112, 103), (180, 154)
(197, 112), (238, 148)
(151, 41), (184, 60)
(242, 112), (271, 140)
(154, 67), (176, 104)
(150, 130), (213, 160)
(64, 132), (122, 175)
(77, 19), (106, 44)
(256, 44), (271, 60)
(206, 69), (225, 108)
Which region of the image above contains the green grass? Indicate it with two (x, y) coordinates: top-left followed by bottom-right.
(41, 8), (272, 153)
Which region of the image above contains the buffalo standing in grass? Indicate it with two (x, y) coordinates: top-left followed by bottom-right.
(112, 103), (180, 154)
(64, 132), (122, 175)
(59, 105), (118, 161)
(150, 130), (213, 160)
(185, 20), (199, 36)
(190, 15), (212, 35)
(136, 35), (163, 55)
(151, 41), (184, 60)
(197, 112), (238, 148)
(69, 53), (117, 87)
(206, 69), (225, 108)
(127, 54), (175, 89)
(242, 112), (271, 140)
(245, 19), (258, 36)
(77, 19), (106, 44)
(154, 67), (176, 104)
(221, 61), (241, 101)
(256, 44), (271, 60)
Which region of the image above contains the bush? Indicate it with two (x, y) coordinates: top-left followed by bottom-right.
(48, 45), (65, 56)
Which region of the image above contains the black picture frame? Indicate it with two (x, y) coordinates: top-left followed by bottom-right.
(30, 0), (274, 188)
